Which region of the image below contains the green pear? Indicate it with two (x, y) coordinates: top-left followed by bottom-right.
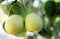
(5, 14), (24, 35)
(25, 13), (43, 32)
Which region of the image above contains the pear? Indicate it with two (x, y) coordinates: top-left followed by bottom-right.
(5, 14), (24, 35)
(25, 13), (43, 32)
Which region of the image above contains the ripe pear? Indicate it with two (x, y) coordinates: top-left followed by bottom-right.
(25, 13), (43, 32)
(5, 14), (24, 35)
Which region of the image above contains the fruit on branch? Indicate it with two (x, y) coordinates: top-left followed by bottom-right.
(25, 13), (43, 32)
(5, 14), (24, 35)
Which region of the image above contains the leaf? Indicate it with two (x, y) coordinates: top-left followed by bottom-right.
(11, 2), (30, 19)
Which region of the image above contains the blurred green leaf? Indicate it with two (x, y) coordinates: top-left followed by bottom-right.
(10, 2), (30, 19)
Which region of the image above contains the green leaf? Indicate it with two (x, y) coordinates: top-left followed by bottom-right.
(11, 2), (30, 19)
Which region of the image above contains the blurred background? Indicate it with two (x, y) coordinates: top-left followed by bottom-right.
(0, 0), (60, 39)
